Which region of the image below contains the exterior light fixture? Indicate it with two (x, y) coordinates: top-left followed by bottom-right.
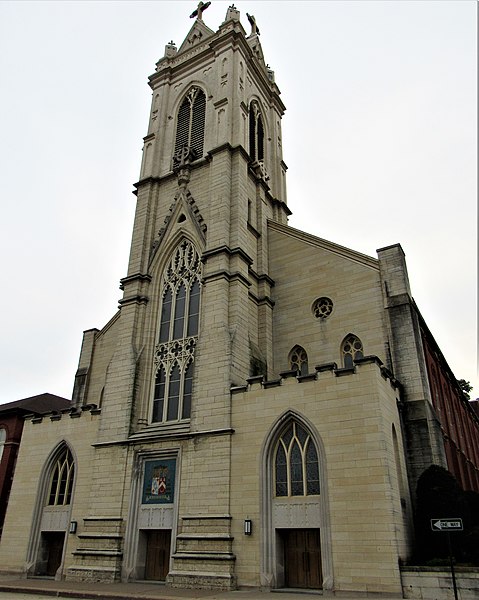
(69, 521), (78, 534)
(244, 518), (252, 536)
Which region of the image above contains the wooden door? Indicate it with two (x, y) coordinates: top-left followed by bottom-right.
(145, 529), (171, 581)
(283, 529), (322, 589)
(43, 532), (65, 577)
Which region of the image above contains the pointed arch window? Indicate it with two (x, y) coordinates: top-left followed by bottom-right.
(0, 428), (5, 464)
(175, 87), (206, 159)
(341, 334), (364, 368)
(249, 100), (264, 162)
(47, 447), (74, 506)
(152, 240), (202, 423)
(274, 422), (320, 497)
(289, 345), (308, 375)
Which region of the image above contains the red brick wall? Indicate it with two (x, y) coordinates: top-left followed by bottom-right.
(422, 334), (479, 492)
(0, 413), (24, 536)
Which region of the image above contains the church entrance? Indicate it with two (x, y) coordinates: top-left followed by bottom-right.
(144, 529), (171, 581)
(38, 531), (65, 577)
(282, 529), (322, 589)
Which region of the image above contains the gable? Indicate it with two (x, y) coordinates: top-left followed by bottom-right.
(149, 187), (206, 272)
(267, 220), (386, 373)
(177, 19), (215, 54)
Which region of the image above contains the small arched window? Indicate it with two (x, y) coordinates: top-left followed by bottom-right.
(289, 345), (308, 376)
(249, 100), (264, 162)
(153, 240), (202, 423)
(341, 334), (364, 368)
(48, 447), (74, 506)
(175, 87), (206, 159)
(274, 421), (320, 497)
(0, 428), (6, 464)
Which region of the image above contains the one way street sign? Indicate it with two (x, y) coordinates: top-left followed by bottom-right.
(430, 518), (463, 532)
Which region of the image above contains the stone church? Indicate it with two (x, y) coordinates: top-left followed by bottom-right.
(1, 4), (478, 596)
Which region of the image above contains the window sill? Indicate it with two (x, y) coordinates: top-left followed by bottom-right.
(129, 420), (191, 441)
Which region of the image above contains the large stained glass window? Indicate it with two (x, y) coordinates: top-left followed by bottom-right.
(48, 447), (74, 506)
(274, 422), (320, 497)
(152, 240), (202, 423)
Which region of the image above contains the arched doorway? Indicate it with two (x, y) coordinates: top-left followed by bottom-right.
(26, 443), (75, 578)
(261, 411), (333, 590)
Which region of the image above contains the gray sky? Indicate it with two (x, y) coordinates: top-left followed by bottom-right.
(0, 1), (476, 403)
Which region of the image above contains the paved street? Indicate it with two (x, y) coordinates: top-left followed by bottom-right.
(0, 577), (406, 600)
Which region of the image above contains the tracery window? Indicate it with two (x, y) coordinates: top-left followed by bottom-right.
(48, 447), (74, 506)
(175, 87), (206, 159)
(275, 422), (320, 497)
(289, 345), (308, 376)
(249, 100), (264, 162)
(152, 240), (201, 423)
(341, 334), (364, 368)
(312, 296), (333, 319)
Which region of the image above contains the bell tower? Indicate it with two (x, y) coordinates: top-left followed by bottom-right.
(86, 4), (290, 589)
(102, 4), (290, 435)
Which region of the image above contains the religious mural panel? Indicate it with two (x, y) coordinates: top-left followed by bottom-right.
(142, 459), (176, 505)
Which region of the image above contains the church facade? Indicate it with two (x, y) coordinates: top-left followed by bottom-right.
(1, 5), (477, 596)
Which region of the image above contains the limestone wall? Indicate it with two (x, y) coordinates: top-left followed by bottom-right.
(0, 410), (99, 576)
(268, 223), (387, 375)
(230, 360), (409, 594)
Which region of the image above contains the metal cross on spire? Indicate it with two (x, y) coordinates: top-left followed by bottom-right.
(190, 1), (211, 21)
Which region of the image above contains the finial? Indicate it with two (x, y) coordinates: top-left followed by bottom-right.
(225, 4), (240, 22)
(246, 13), (260, 35)
(164, 40), (177, 58)
(190, 1), (211, 21)
(173, 145), (198, 189)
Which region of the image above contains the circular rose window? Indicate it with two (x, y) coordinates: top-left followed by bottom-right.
(312, 297), (333, 319)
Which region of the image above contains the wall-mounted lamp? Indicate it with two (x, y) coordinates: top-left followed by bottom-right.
(69, 521), (78, 534)
(244, 518), (252, 536)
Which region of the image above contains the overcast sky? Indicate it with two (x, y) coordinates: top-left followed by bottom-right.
(0, 1), (476, 403)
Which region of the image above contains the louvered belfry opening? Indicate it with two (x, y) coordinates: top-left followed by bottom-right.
(175, 87), (206, 159)
(249, 100), (264, 162)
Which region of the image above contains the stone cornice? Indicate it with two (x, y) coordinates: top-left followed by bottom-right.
(202, 270), (251, 288)
(119, 273), (152, 290)
(93, 427), (235, 447)
(270, 196), (292, 217)
(118, 295), (149, 307)
(202, 245), (253, 266)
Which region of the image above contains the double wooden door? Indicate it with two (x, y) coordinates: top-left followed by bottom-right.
(283, 529), (322, 589)
(145, 529), (171, 581)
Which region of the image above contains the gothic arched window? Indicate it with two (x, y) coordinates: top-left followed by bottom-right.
(175, 87), (206, 159)
(249, 100), (264, 162)
(48, 447), (74, 506)
(289, 345), (308, 376)
(0, 428), (5, 464)
(274, 421), (320, 497)
(152, 240), (202, 423)
(341, 334), (364, 368)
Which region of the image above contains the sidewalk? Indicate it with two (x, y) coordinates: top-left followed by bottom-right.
(0, 576), (404, 600)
